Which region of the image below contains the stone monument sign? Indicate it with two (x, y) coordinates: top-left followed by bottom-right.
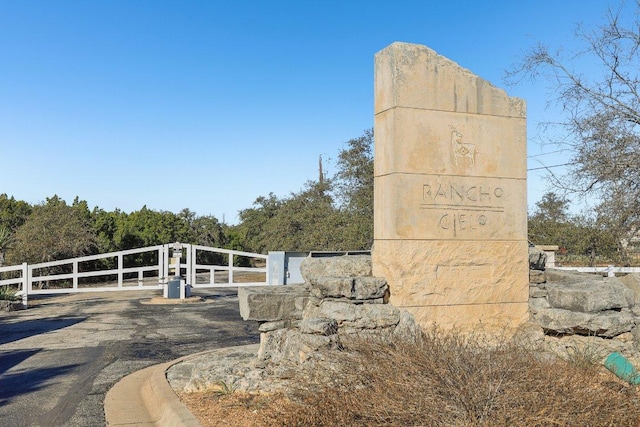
(372, 42), (529, 331)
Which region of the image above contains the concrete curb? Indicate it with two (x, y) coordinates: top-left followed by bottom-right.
(105, 353), (208, 427)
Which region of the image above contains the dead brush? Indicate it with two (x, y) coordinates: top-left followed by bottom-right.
(261, 328), (640, 427)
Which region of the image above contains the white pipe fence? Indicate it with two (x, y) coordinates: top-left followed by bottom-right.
(551, 266), (640, 277)
(0, 242), (269, 308)
(188, 244), (267, 288)
(0, 263), (29, 306)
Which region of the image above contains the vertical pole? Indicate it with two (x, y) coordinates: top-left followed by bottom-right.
(228, 252), (234, 284)
(162, 244), (169, 283)
(185, 244), (192, 286)
(188, 245), (198, 286)
(73, 260), (79, 290)
(158, 246), (163, 287)
(117, 253), (123, 287)
(21, 262), (28, 308)
(28, 265), (34, 296)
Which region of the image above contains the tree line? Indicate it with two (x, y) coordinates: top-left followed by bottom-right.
(0, 129), (635, 268)
(0, 130), (374, 266)
(508, 2), (640, 264)
(528, 192), (623, 265)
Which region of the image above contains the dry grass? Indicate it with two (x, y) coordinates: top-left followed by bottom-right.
(181, 329), (640, 426)
(178, 391), (291, 427)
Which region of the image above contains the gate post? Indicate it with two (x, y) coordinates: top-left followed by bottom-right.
(228, 252), (234, 284)
(185, 243), (193, 287)
(162, 244), (170, 283)
(21, 262), (28, 308)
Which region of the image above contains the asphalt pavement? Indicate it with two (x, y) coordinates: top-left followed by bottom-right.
(0, 289), (260, 427)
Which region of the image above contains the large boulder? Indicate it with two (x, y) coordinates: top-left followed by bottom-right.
(619, 274), (640, 305)
(309, 276), (388, 301)
(238, 285), (310, 321)
(533, 308), (635, 338)
(257, 328), (341, 364)
(529, 269), (639, 338)
(300, 255), (372, 282)
(304, 300), (402, 330)
(546, 280), (634, 313)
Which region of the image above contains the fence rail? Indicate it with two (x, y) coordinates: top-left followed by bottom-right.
(551, 266), (640, 277)
(0, 243), (269, 308)
(188, 244), (267, 288)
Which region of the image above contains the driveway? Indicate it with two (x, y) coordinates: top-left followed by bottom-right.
(0, 289), (259, 426)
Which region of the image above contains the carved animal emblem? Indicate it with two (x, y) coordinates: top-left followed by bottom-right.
(450, 125), (476, 167)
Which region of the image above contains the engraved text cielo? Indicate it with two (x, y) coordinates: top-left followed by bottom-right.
(420, 177), (507, 237)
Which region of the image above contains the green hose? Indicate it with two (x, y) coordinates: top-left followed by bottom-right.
(604, 352), (640, 385)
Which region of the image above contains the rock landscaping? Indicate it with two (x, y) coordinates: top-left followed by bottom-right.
(527, 247), (640, 365)
(241, 254), (422, 365)
(169, 254), (423, 394)
(171, 251), (640, 395)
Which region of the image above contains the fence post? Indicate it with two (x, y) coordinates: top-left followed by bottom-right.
(228, 252), (234, 284)
(73, 260), (79, 289)
(191, 245), (197, 286)
(186, 244), (193, 286)
(157, 246), (163, 287)
(117, 253), (123, 287)
(21, 262), (28, 308)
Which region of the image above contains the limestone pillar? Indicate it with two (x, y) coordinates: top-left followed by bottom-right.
(373, 42), (529, 331)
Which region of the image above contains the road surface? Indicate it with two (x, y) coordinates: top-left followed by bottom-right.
(0, 289), (259, 426)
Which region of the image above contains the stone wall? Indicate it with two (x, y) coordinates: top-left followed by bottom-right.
(527, 263), (640, 364)
(238, 255), (422, 366)
(238, 249), (640, 370)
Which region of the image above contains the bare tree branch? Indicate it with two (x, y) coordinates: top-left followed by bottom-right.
(508, 2), (640, 242)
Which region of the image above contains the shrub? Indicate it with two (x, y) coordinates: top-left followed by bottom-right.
(267, 329), (640, 426)
(184, 329), (640, 427)
(0, 286), (19, 301)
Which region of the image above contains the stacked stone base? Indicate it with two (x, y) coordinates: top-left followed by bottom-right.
(526, 259), (640, 366)
(239, 255), (422, 366)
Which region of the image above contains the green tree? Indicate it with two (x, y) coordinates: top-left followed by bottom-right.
(236, 193), (283, 253)
(175, 208), (227, 247)
(0, 226), (12, 266)
(113, 206), (185, 249)
(91, 207), (125, 253)
(0, 194), (32, 231)
(528, 192), (620, 264)
(237, 180), (346, 253)
(0, 195), (32, 266)
(273, 180), (342, 251)
(7, 196), (97, 264)
(235, 129), (375, 253)
(188, 215), (227, 247)
(528, 192), (571, 245)
(333, 128), (374, 250)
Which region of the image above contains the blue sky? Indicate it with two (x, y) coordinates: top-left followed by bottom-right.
(0, 0), (626, 223)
